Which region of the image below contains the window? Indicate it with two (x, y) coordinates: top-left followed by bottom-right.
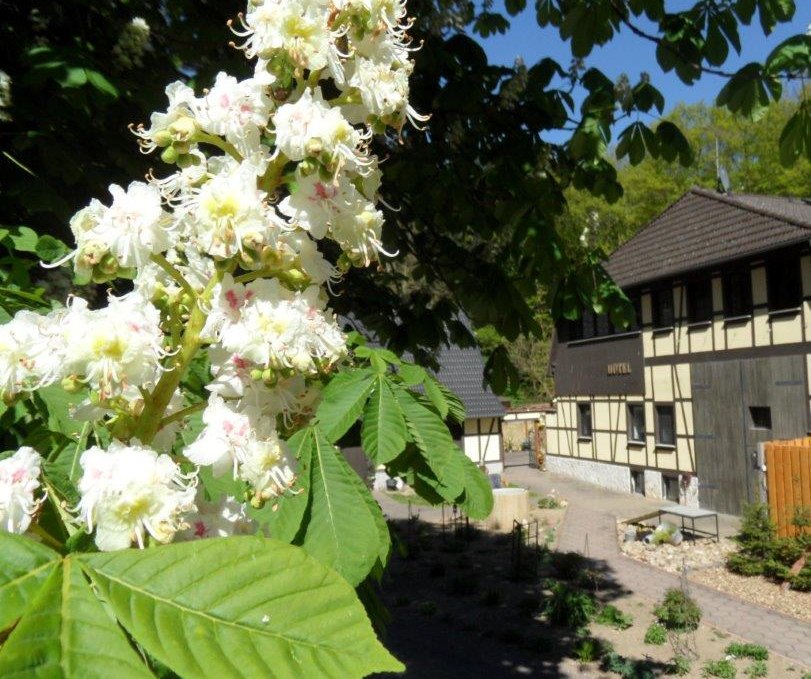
(630, 295), (642, 331)
(655, 404), (675, 447)
(627, 404), (645, 443)
(631, 469), (645, 495)
(596, 313), (612, 337)
(767, 255), (801, 312)
(723, 268), (753, 318)
(686, 278), (713, 324)
(662, 475), (680, 502)
(577, 403), (593, 439)
(749, 406), (772, 429)
(652, 287), (674, 328)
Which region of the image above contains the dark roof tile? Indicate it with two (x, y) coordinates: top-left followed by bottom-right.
(605, 188), (811, 288)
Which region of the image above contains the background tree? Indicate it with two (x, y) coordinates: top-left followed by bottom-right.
(1, 0), (808, 393)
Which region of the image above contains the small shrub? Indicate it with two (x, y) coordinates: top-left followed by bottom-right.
(571, 636), (608, 664)
(702, 659), (737, 678)
(668, 656), (692, 676)
(551, 551), (585, 580)
(725, 642), (768, 661)
(544, 581), (595, 629)
(744, 660), (768, 678)
(726, 553), (765, 577)
(644, 622), (667, 645)
(538, 495), (564, 509)
(790, 565), (811, 591)
(735, 504), (777, 558)
(655, 588), (701, 632)
(595, 603), (633, 630)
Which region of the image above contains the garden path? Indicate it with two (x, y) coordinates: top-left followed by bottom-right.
(504, 462), (811, 667)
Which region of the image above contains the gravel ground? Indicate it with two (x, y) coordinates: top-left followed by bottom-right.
(618, 522), (811, 623)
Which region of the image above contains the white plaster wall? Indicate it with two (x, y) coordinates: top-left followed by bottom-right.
(545, 455), (630, 494)
(680, 475), (699, 508)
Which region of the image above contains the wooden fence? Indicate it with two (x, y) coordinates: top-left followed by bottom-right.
(764, 438), (811, 538)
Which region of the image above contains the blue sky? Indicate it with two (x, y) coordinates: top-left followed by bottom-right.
(482, 3), (809, 116)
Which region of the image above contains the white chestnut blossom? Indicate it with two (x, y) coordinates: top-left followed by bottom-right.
(77, 441), (197, 551)
(132, 80), (198, 153)
(179, 491), (255, 540)
(60, 294), (166, 399)
(0, 311), (64, 399)
(0, 447), (44, 534)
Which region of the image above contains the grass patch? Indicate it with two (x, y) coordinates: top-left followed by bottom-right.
(725, 643), (768, 661)
(644, 622), (667, 645)
(595, 603), (633, 630)
(702, 659), (737, 678)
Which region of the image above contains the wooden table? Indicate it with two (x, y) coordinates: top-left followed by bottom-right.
(657, 505), (720, 542)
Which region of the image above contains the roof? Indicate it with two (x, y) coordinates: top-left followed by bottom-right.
(605, 187), (811, 288)
(340, 316), (505, 419)
(431, 344), (506, 419)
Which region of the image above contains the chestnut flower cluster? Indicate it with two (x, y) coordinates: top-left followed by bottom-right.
(0, 0), (421, 550)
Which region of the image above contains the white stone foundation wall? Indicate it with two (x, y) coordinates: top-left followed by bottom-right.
(644, 470), (663, 500)
(680, 474), (699, 508)
(545, 455), (631, 494)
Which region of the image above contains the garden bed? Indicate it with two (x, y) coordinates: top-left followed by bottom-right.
(617, 522), (811, 622)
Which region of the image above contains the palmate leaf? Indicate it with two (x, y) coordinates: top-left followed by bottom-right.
(262, 428), (314, 543)
(315, 368), (375, 442)
(79, 537), (402, 679)
(0, 532), (61, 631)
(393, 387), (465, 501)
(0, 557), (155, 678)
(299, 427), (387, 586)
(456, 455), (495, 520)
(361, 377), (407, 463)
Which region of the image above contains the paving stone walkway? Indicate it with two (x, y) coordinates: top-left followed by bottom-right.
(508, 464), (811, 667)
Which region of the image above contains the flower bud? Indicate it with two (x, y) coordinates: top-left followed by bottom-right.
(250, 494), (266, 509)
(176, 153), (194, 169)
(173, 140), (191, 155)
(152, 130), (173, 148)
(249, 368), (264, 381)
(98, 253), (120, 276)
(305, 138), (323, 157)
(161, 146), (179, 165)
(298, 158), (318, 176)
(168, 116), (199, 142)
(260, 246), (282, 268)
(61, 375), (84, 394)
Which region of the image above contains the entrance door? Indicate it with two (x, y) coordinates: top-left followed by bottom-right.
(691, 355), (807, 515)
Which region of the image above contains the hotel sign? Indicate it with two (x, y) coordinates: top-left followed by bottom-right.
(607, 362), (632, 376)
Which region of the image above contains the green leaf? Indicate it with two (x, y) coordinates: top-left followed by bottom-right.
(315, 368), (374, 442)
(393, 387), (465, 500)
(0, 558), (155, 678)
(505, 0), (526, 16)
(715, 62), (773, 121)
(85, 70), (119, 98)
(35, 235), (69, 263)
(456, 456), (494, 520)
(423, 375), (450, 420)
(397, 363), (426, 386)
(79, 537), (402, 678)
(765, 34), (811, 74)
(36, 385), (88, 436)
(0, 532), (61, 632)
(779, 103), (811, 166)
(361, 377), (407, 463)
(655, 121), (693, 167)
(300, 427), (386, 585)
(437, 380), (466, 423)
(8, 226), (39, 253)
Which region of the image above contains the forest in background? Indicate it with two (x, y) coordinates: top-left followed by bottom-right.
(480, 92), (811, 405)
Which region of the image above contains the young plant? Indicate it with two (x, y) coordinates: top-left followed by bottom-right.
(0, 0), (494, 676)
(725, 643), (769, 661)
(595, 603), (634, 630)
(644, 622), (668, 645)
(702, 659), (737, 678)
(544, 581), (596, 629)
(654, 587), (702, 660)
(744, 660), (768, 678)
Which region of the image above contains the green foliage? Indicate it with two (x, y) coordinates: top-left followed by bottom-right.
(544, 581), (595, 629)
(0, 535), (403, 678)
(551, 550), (585, 580)
(644, 622), (667, 645)
(669, 655), (692, 676)
(654, 588), (701, 632)
(702, 659), (737, 678)
(595, 603), (634, 630)
(726, 643), (768, 661)
(744, 660), (768, 678)
(571, 636), (611, 664)
(537, 494), (564, 509)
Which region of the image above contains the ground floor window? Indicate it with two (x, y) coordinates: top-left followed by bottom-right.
(577, 402), (592, 439)
(662, 474), (680, 502)
(631, 469), (645, 495)
(655, 404), (675, 446)
(627, 403), (645, 443)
